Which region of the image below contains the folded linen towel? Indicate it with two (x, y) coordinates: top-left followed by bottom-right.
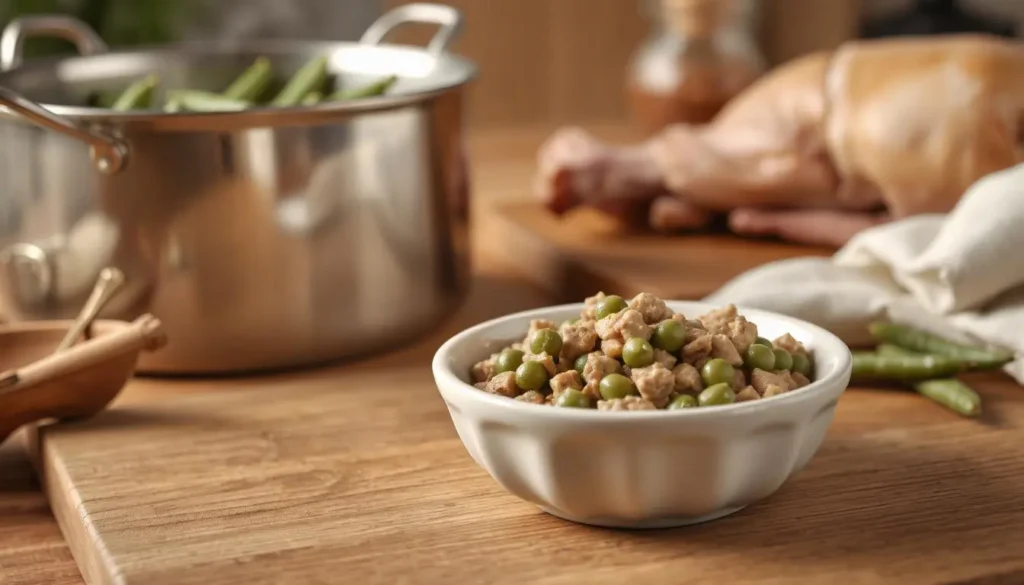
(704, 164), (1024, 384)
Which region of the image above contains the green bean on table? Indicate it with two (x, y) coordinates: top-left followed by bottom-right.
(914, 378), (982, 418)
(868, 322), (1013, 368)
(851, 351), (970, 381)
(875, 344), (982, 418)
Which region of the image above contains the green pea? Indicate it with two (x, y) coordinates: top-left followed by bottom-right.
(651, 320), (686, 353)
(599, 373), (637, 400)
(529, 328), (563, 356)
(515, 361), (548, 391)
(668, 394), (698, 409)
(744, 344), (776, 371)
(622, 338), (655, 368)
(494, 349), (525, 374)
(595, 295), (627, 319)
(555, 388), (592, 408)
(791, 353), (812, 377)
(756, 337), (774, 348)
(574, 354), (589, 376)
(701, 358), (735, 387)
(698, 383), (736, 407)
(773, 348), (794, 371)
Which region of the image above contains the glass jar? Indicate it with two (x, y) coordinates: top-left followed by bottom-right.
(627, 0), (766, 135)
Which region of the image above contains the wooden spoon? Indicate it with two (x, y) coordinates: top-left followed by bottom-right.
(0, 315), (166, 446)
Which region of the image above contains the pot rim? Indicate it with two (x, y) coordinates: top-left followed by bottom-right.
(0, 39), (478, 129)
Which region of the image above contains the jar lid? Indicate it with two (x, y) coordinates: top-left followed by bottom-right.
(660, 0), (737, 38)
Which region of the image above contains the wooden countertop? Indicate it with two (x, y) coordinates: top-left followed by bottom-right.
(3, 124), (1024, 585)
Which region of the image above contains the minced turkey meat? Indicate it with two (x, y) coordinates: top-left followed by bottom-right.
(469, 293), (816, 410)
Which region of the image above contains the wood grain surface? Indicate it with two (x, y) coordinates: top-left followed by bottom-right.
(33, 357), (1024, 585)
(2, 124), (1023, 585)
(478, 200), (834, 302)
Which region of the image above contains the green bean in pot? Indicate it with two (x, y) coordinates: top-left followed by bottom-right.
(111, 75), (159, 111)
(163, 96), (184, 113)
(302, 91), (324, 106)
(272, 56), (329, 107)
(868, 321), (1013, 368)
(168, 90), (252, 112)
(223, 57), (274, 102)
(332, 75), (399, 100)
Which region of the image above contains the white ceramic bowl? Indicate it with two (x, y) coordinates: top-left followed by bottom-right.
(432, 301), (853, 529)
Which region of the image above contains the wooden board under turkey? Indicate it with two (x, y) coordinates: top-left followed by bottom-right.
(34, 366), (1024, 585)
(477, 200), (835, 302)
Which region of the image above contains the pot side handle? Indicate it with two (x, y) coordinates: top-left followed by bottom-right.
(0, 15), (108, 71)
(360, 3), (464, 55)
(0, 16), (126, 175)
(0, 86), (128, 174)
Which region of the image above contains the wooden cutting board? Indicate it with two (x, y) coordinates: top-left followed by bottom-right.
(33, 366), (1024, 585)
(476, 199), (835, 302)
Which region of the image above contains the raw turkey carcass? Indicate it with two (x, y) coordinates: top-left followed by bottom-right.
(536, 34), (1024, 246)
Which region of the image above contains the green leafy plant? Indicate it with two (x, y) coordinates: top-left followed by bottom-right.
(1, 0), (200, 60)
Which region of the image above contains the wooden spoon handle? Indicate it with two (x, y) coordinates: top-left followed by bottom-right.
(55, 267), (125, 353)
(0, 314), (166, 397)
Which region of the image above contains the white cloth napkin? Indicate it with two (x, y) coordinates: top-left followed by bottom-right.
(704, 163), (1024, 384)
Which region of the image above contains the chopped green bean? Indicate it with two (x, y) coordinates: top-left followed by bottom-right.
(168, 90), (252, 112)
(272, 56), (328, 107)
(331, 75), (398, 100)
(868, 322), (1012, 368)
(223, 57), (273, 102)
(112, 74), (159, 111)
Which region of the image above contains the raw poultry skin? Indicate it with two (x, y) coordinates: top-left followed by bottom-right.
(536, 35), (1024, 247)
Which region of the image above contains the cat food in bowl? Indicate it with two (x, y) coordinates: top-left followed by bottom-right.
(431, 293), (852, 528)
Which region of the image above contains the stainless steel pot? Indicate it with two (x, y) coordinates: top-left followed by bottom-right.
(0, 3), (476, 374)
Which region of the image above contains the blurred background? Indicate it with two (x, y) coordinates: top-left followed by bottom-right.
(4, 0), (1023, 130)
